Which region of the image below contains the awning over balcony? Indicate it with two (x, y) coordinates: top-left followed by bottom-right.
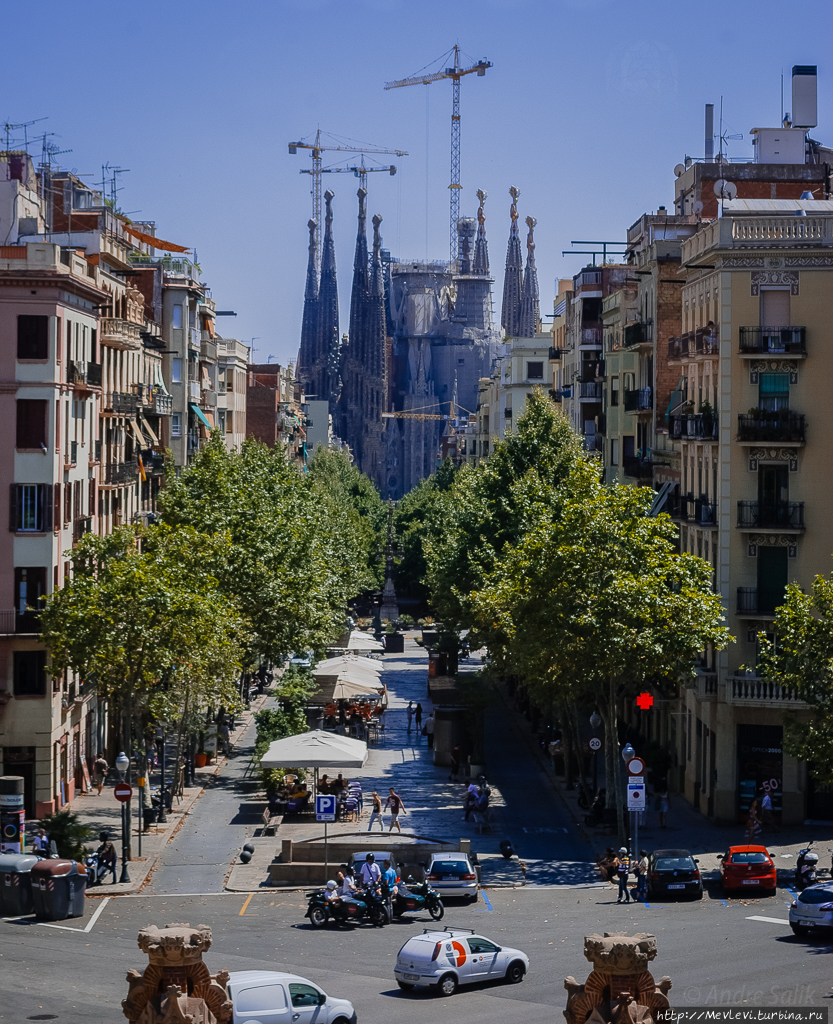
(140, 415), (159, 446)
(122, 223), (190, 253)
(154, 363), (169, 396)
(189, 403), (213, 431)
(129, 419), (145, 447)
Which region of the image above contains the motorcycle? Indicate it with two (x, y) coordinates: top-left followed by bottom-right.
(85, 849), (116, 886)
(796, 843), (820, 890)
(305, 887), (389, 928)
(389, 878), (444, 920)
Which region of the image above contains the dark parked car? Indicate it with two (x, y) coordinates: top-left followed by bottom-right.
(648, 848), (702, 900)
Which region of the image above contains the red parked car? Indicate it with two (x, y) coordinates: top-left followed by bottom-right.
(719, 845), (777, 896)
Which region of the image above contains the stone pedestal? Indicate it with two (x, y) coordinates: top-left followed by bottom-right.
(123, 923), (232, 1024)
(564, 932), (672, 1024)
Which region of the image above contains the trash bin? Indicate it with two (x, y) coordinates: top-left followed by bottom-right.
(30, 858), (88, 920)
(0, 853), (41, 915)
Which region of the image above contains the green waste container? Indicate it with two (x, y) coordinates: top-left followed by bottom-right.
(0, 853), (41, 915)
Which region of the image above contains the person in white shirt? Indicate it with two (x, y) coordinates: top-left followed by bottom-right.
(340, 868), (357, 897)
(760, 789), (780, 832)
(359, 853), (381, 888)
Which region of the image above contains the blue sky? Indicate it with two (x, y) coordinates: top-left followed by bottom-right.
(3, 1), (830, 363)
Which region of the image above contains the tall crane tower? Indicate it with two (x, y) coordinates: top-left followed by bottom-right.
(301, 154), (398, 194)
(289, 130), (408, 263)
(385, 46), (491, 264)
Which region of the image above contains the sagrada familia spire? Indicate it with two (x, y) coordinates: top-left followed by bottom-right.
(473, 189), (489, 275)
(501, 185), (523, 336)
(519, 214), (540, 337)
(297, 190), (341, 416)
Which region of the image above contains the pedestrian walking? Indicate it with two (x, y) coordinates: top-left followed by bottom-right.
(449, 745), (461, 782)
(414, 703), (423, 731)
(406, 701), (414, 732)
(367, 791), (385, 832)
(463, 781), (477, 821)
(635, 849), (649, 901)
(657, 787), (669, 829)
(745, 798), (762, 842)
(93, 753), (108, 795)
(424, 711), (435, 749)
(219, 720), (231, 756)
(760, 790), (780, 832)
(615, 847), (632, 903)
(385, 786), (406, 833)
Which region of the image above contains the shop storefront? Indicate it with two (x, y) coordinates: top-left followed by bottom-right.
(736, 724), (782, 824)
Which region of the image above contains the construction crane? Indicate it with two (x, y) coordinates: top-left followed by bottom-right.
(382, 411), (447, 421)
(301, 154), (397, 193)
(289, 130), (408, 262)
(385, 46), (491, 264)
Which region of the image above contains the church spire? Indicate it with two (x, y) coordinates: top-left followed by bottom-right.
(348, 187), (369, 364)
(519, 214), (540, 337)
(298, 217), (318, 383)
(473, 189), (489, 275)
(369, 213), (386, 379)
(318, 189), (340, 408)
(501, 185), (523, 336)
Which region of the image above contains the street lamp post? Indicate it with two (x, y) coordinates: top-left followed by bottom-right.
(621, 742), (637, 862)
(115, 751), (131, 884)
(590, 711), (602, 795)
(157, 727), (167, 824)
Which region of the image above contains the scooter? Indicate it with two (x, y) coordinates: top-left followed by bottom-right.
(85, 849), (116, 886)
(389, 878), (444, 920)
(796, 843), (819, 890)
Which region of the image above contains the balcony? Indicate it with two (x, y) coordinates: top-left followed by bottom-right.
(68, 360), (101, 387)
(736, 587), (783, 617)
(65, 440), (78, 466)
(92, 439), (102, 463)
(668, 329), (719, 360)
(737, 500), (804, 531)
(696, 674), (718, 700)
(727, 674), (807, 707)
(669, 413), (717, 440)
(578, 381), (603, 399)
(548, 388), (562, 403)
(580, 326), (603, 347)
(623, 456), (652, 481)
(0, 609), (41, 634)
(672, 495), (718, 526)
(624, 388), (652, 412)
(737, 411), (805, 444)
(100, 317), (142, 348)
(153, 391), (173, 415)
(73, 516), (93, 542)
(584, 434), (603, 453)
(739, 326), (806, 357)
(104, 461), (138, 485)
(106, 391), (139, 415)
(624, 321), (652, 347)
(189, 381), (201, 401)
(201, 339), (218, 362)
(148, 453), (166, 475)
(87, 361), (102, 387)
(548, 346), (563, 360)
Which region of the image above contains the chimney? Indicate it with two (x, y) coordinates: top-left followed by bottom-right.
(705, 104), (714, 163)
(791, 65), (817, 129)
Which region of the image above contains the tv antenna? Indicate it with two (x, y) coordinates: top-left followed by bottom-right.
(717, 96), (743, 168)
(100, 163), (130, 210)
(3, 117), (48, 154)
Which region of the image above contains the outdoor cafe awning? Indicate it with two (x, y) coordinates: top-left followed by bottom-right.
(260, 730), (368, 770)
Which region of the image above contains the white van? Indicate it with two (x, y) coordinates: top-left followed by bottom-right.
(228, 970), (356, 1023)
(393, 928), (528, 997)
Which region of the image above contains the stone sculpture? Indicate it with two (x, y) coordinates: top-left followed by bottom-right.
(122, 923), (232, 1024)
(564, 932), (672, 1024)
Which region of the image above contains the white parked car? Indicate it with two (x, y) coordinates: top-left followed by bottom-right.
(394, 928), (529, 996)
(789, 882), (833, 936)
(228, 970), (356, 1024)
(425, 852), (479, 901)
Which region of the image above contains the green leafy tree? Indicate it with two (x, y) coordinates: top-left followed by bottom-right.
(757, 567), (833, 782)
(160, 437), (376, 661)
(39, 808), (93, 860)
(471, 461), (731, 839)
(393, 460), (455, 603)
(40, 524), (243, 755)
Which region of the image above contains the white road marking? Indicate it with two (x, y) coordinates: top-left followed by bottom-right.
(746, 914), (789, 925)
(33, 897), (112, 933)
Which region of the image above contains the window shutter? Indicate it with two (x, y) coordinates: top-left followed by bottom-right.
(41, 484), (53, 531)
(16, 400), (48, 449)
(54, 483), (61, 530)
(88, 478), (96, 519)
(9, 484), (18, 531)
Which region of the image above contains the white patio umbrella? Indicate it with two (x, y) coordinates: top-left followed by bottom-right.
(329, 678), (383, 700)
(315, 655), (382, 677)
(347, 631), (384, 651)
(260, 729), (368, 770)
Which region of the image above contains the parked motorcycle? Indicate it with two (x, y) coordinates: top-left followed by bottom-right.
(305, 887), (389, 928)
(796, 843), (820, 890)
(85, 835), (117, 886)
(389, 878), (444, 920)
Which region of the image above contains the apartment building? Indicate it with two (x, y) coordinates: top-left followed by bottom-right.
(246, 363), (309, 465)
(217, 337), (250, 449)
(0, 239), (107, 816)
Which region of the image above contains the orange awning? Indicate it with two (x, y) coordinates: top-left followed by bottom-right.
(122, 224), (190, 253)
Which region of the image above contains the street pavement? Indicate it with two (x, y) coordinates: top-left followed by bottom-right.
(1, 881), (827, 1023)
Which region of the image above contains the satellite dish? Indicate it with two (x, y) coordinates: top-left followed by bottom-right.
(674, 163), (686, 178)
(714, 179), (738, 200)
(693, 200), (704, 217)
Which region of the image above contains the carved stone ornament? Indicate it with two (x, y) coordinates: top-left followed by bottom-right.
(123, 924), (232, 1024)
(749, 534), (797, 548)
(721, 257), (765, 269)
(748, 360), (798, 384)
(786, 256), (833, 268)
(747, 447), (799, 472)
(750, 270), (799, 296)
(564, 933), (672, 1024)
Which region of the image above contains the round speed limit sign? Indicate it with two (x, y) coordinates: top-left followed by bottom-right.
(589, 737), (602, 752)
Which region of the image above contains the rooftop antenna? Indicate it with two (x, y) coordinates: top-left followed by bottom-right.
(3, 117), (48, 154)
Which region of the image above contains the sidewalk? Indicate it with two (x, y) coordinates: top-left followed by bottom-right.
(227, 636), (596, 891)
(497, 683), (833, 883)
(36, 692), (270, 896)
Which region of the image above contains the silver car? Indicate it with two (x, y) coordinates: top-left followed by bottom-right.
(426, 852), (479, 901)
(789, 882), (833, 936)
(228, 970), (356, 1024)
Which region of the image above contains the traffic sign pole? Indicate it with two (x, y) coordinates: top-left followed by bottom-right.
(316, 795), (336, 884)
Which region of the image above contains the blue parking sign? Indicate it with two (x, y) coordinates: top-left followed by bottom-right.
(316, 795), (336, 822)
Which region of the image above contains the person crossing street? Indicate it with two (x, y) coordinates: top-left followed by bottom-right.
(615, 847), (632, 903)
